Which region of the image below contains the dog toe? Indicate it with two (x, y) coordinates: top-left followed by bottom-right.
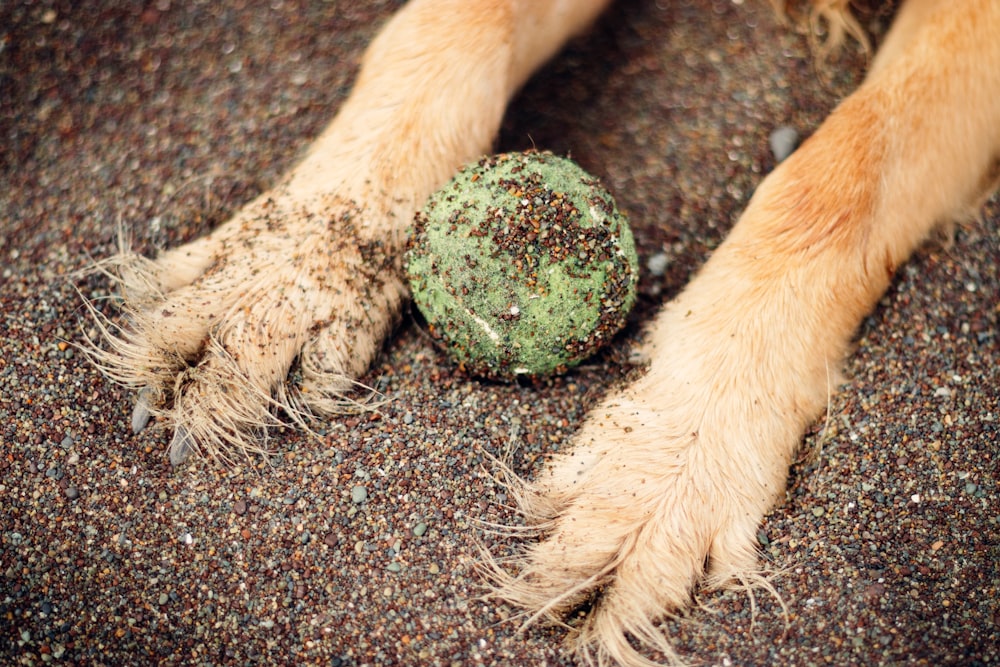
(88, 193), (410, 463)
(490, 367), (800, 664)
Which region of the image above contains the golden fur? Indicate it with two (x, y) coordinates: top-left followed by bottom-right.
(85, 0), (1000, 664)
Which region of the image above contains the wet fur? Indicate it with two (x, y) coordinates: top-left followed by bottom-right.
(85, 0), (1000, 664)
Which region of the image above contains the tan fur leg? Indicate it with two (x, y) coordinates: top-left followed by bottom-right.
(489, 1), (1000, 664)
(86, 0), (611, 464)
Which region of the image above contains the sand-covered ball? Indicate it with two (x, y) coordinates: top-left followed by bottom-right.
(405, 151), (639, 380)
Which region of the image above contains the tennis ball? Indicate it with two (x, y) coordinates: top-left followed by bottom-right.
(405, 150), (638, 380)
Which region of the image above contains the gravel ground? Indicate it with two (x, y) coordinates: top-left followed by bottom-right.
(2, 1), (998, 665)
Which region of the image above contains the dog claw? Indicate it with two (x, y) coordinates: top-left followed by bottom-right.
(131, 389), (152, 434)
(169, 427), (193, 466)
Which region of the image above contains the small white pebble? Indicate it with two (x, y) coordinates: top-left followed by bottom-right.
(769, 126), (800, 162)
(351, 485), (368, 504)
(646, 252), (669, 277)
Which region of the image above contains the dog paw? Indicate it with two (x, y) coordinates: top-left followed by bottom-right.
(487, 270), (838, 664)
(84, 185), (408, 464)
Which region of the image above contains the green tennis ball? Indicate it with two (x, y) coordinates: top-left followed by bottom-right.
(405, 150), (639, 380)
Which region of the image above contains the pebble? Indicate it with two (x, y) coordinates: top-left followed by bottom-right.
(64, 486), (79, 500)
(412, 522), (428, 537)
(646, 252), (669, 277)
(769, 125), (800, 162)
(351, 486), (368, 504)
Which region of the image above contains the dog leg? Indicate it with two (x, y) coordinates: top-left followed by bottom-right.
(87, 0), (610, 463)
(491, 1), (1000, 664)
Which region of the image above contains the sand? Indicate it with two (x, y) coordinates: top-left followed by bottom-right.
(2, 1), (997, 664)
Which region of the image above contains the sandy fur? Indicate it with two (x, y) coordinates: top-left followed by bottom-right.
(83, 0), (1000, 664)
(85, 0), (612, 463)
(484, 0), (1000, 664)
(772, 0), (872, 56)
